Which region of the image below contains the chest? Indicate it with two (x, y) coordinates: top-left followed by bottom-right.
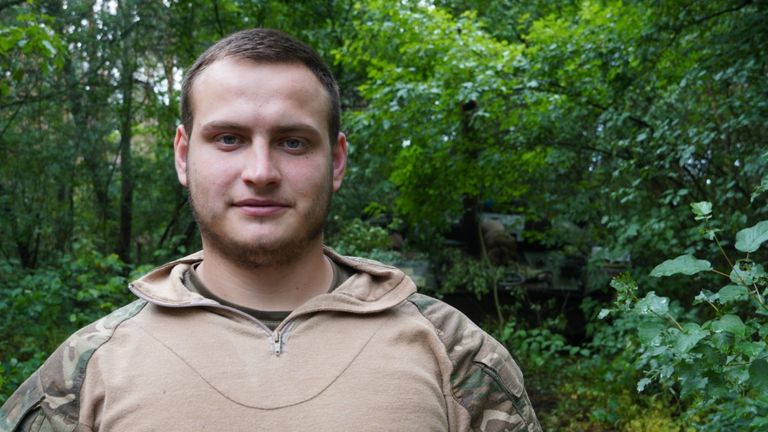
(82, 308), (450, 431)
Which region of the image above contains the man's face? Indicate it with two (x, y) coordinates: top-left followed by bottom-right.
(173, 58), (347, 267)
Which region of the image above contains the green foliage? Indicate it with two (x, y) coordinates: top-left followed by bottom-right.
(539, 355), (690, 431)
(690, 202), (712, 221)
(436, 249), (502, 298)
(606, 202), (768, 430)
(326, 217), (405, 265)
(0, 8), (65, 75)
(339, 0), (547, 244)
(334, 0), (768, 269)
(0, 242), (134, 404)
(500, 318), (587, 368)
(735, 221), (768, 254)
(650, 255), (712, 277)
(528, 298), (692, 431)
(1, 1), (767, 429)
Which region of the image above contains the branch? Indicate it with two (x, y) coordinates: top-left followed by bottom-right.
(158, 195), (189, 249)
(681, 164), (707, 201)
(539, 81), (655, 132)
(0, 101), (23, 141)
(0, 89), (67, 109)
(546, 137), (635, 162)
(692, 0), (754, 25)
(212, 0), (225, 37)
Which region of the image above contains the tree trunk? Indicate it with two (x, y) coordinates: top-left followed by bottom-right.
(117, 2), (135, 263)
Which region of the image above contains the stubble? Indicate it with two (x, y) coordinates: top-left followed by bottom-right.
(187, 169), (333, 269)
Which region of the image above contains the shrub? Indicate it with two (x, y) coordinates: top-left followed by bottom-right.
(0, 241), (135, 404)
(603, 202), (768, 430)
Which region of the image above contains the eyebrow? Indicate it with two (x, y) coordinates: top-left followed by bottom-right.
(199, 121), (323, 138)
(271, 123), (323, 138)
(199, 121), (250, 135)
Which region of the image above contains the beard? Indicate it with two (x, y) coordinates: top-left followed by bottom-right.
(187, 176), (333, 269)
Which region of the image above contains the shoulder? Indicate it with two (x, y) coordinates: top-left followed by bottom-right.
(405, 293), (524, 395)
(406, 293), (541, 431)
(0, 300), (147, 431)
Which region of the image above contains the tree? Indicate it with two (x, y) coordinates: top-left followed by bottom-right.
(337, 0), (767, 276)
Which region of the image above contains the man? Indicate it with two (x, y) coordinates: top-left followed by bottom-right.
(1, 29), (541, 431)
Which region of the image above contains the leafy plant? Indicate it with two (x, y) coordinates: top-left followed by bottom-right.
(326, 217), (404, 265)
(0, 241), (135, 404)
(603, 201), (768, 430)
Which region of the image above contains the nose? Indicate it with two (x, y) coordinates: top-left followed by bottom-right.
(240, 141), (281, 187)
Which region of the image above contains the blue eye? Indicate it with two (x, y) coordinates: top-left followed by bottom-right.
(218, 134), (239, 145)
(283, 138), (305, 150)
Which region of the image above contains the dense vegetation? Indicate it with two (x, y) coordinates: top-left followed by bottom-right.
(1, 0), (766, 429)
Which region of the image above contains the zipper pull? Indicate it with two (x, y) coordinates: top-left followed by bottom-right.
(273, 330), (282, 356)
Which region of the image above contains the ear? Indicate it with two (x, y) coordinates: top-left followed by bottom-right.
(173, 125), (190, 187)
(331, 132), (348, 192)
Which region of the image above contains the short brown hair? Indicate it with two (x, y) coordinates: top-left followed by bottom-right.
(180, 28), (340, 142)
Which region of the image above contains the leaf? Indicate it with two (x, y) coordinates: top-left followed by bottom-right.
(650, 255), (712, 277)
(735, 220), (768, 253)
(730, 261), (766, 286)
(680, 375), (709, 399)
(751, 175), (768, 203)
(673, 323), (709, 353)
(749, 358), (768, 390)
(717, 284), (749, 303)
(735, 341), (764, 359)
(610, 273), (637, 293)
(693, 289), (717, 305)
(41, 39), (57, 56)
(637, 377), (652, 392)
(635, 291), (669, 315)
(597, 308), (611, 319)
(710, 331), (735, 351)
(610, 273), (637, 306)
(703, 228), (720, 240)
(677, 363), (709, 399)
(690, 201), (712, 220)
(711, 314), (746, 337)
(637, 320), (665, 343)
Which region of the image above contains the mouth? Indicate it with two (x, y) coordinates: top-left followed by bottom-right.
(233, 198), (290, 217)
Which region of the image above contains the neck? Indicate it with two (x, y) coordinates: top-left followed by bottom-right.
(196, 242), (333, 311)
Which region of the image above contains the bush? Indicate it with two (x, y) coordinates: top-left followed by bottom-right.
(327, 217), (403, 264)
(602, 202), (768, 430)
(0, 241), (135, 404)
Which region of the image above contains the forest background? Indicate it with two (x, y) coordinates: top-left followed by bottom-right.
(1, 0), (767, 430)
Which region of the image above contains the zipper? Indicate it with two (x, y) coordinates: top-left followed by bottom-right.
(271, 319), (299, 357)
(129, 283), (293, 356)
(128, 275), (404, 357)
(273, 330), (282, 356)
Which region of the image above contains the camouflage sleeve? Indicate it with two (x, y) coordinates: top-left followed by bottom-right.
(409, 294), (542, 432)
(0, 369), (79, 432)
(1, 371), (44, 431)
(0, 300), (146, 432)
